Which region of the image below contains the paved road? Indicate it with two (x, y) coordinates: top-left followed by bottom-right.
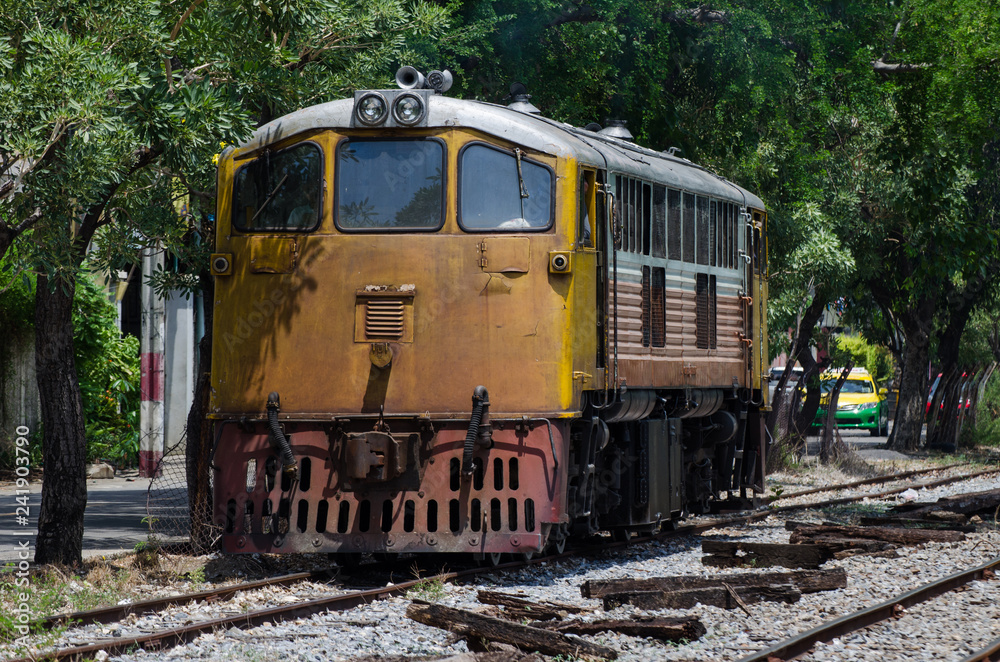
(805, 424), (914, 461)
(1, 471), (160, 563)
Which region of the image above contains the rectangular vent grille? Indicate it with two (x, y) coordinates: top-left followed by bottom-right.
(365, 299), (404, 339)
(695, 273), (717, 350)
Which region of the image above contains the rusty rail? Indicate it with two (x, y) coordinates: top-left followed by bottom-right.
(770, 467), (1000, 514)
(736, 555), (1000, 662)
(36, 570), (332, 630)
(766, 462), (966, 503)
(963, 637), (1000, 662)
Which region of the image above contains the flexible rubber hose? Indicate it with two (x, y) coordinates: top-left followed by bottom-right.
(266, 392), (298, 476)
(461, 386), (489, 477)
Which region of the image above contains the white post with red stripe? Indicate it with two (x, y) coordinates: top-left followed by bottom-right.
(139, 245), (165, 477)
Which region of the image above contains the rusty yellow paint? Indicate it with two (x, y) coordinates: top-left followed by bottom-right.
(210, 129), (595, 420)
(477, 237), (530, 273)
(248, 236), (298, 273)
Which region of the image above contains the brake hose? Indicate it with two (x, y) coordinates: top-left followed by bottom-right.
(266, 392), (298, 477)
(461, 386), (490, 477)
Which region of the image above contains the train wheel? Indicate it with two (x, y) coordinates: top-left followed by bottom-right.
(482, 552), (503, 567)
(518, 550), (536, 562)
(612, 529), (631, 543)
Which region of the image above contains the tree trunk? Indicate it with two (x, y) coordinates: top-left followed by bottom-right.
(820, 362), (853, 463)
(34, 274), (88, 565)
(889, 326), (930, 450)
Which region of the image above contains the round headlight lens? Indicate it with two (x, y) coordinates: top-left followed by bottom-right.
(356, 93), (388, 126)
(393, 93), (424, 125)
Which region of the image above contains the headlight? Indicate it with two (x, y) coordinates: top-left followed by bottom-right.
(393, 93), (425, 126)
(356, 93), (388, 126)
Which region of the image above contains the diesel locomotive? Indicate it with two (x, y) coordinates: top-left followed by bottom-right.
(209, 68), (769, 560)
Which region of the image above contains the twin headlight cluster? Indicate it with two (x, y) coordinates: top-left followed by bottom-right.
(353, 67), (452, 128)
(354, 90), (429, 127)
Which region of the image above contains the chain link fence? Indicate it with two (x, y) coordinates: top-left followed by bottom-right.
(145, 429), (218, 555)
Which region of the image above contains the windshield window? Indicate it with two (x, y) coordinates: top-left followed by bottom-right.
(460, 144), (552, 231)
(822, 379), (874, 394)
(233, 143), (323, 231)
(336, 139), (444, 230)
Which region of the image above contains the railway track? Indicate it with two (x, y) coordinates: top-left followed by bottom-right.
(6, 464), (998, 662)
(737, 555), (1000, 661)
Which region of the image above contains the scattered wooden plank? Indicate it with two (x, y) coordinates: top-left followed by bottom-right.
(534, 616), (706, 643)
(580, 568), (847, 599)
(602, 584), (801, 610)
(477, 590), (586, 621)
(701, 540), (832, 569)
(788, 524), (965, 545)
(832, 547), (899, 560)
(784, 536), (898, 555)
(889, 487), (1000, 518)
(858, 516), (974, 532)
(723, 583), (753, 616)
(406, 601), (617, 662)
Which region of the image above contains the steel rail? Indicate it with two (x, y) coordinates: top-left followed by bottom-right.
(36, 570), (333, 630)
(766, 462), (966, 503)
(769, 467), (1000, 514)
(736, 555), (1000, 662)
(962, 637), (1000, 662)
(11, 468), (997, 661)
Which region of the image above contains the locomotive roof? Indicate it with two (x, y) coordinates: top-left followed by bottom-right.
(244, 93), (765, 210)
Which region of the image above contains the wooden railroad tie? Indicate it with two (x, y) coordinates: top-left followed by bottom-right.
(888, 487), (1000, 520)
(407, 600), (619, 661)
(475, 590), (704, 644)
(587, 568), (846, 611)
(700, 540), (834, 569)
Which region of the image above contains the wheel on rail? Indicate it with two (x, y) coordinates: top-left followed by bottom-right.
(474, 551), (503, 567)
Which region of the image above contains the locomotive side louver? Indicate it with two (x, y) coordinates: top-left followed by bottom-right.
(354, 287), (415, 344)
(365, 299), (405, 340)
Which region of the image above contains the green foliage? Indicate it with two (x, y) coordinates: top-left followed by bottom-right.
(406, 576), (447, 601)
(835, 335), (895, 387)
(72, 273), (140, 468)
(0, 267), (139, 470)
(964, 371), (1000, 448)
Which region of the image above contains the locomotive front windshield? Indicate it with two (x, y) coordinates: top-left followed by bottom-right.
(336, 139), (444, 230)
(459, 143), (553, 231)
(233, 143), (323, 231)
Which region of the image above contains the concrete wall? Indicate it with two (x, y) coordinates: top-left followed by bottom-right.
(0, 332), (40, 444)
(163, 294), (195, 448)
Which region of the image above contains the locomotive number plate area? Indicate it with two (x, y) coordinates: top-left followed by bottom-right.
(214, 420), (567, 555)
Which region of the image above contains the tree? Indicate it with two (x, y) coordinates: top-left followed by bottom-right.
(1, 0), (454, 564)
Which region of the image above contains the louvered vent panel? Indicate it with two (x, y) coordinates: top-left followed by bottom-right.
(366, 299), (404, 340)
(641, 266), (651, 347)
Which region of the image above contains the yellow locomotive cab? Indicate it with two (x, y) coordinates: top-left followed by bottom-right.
(210, 69), (769, 559)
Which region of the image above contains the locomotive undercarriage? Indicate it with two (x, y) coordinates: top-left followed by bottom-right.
(567, 388), (766, 539)
(214, 388), (764, 558)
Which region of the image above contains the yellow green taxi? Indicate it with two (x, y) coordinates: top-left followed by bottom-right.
(813, 368), (889, 436)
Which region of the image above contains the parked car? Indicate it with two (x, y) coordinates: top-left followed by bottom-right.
(768, 365), (804, 403)
(813, 367), (889, 436)
(926, 372), (972, 417)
